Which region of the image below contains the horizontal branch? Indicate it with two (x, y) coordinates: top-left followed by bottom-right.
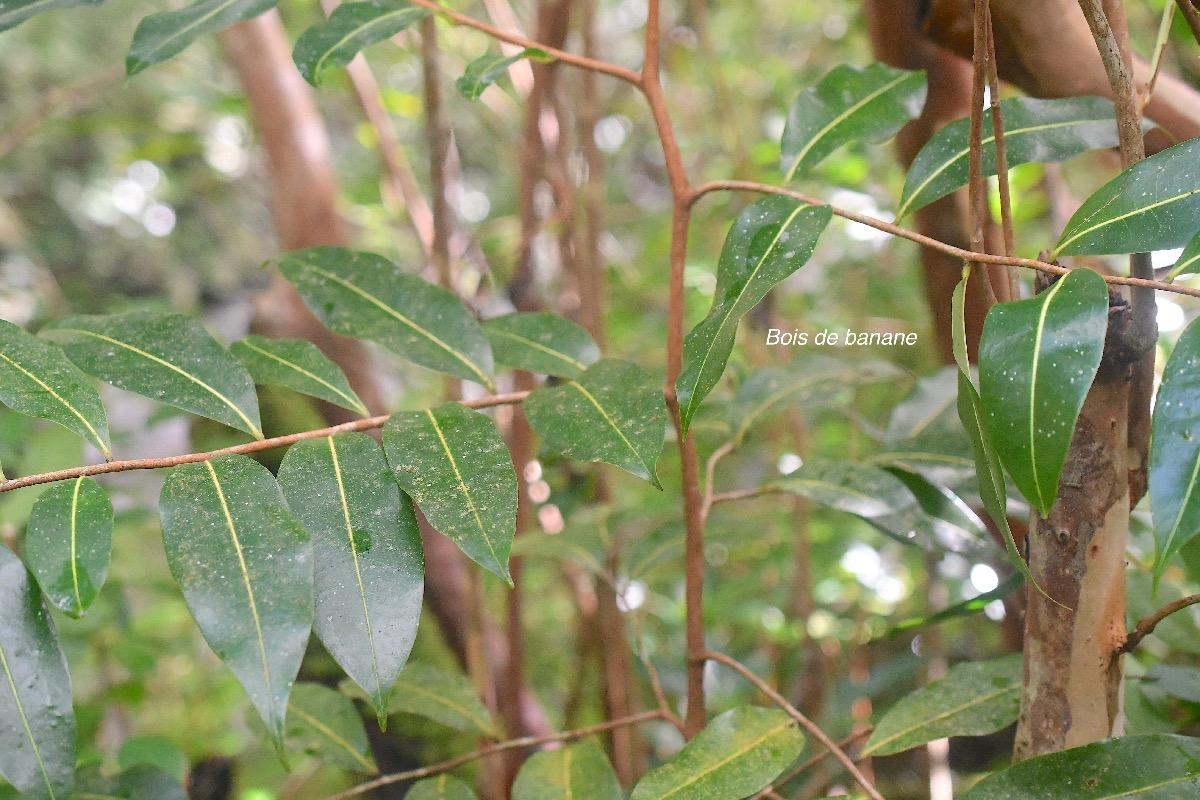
(0, 391), (529, 494)
(323, 710), (666, 800)
(1120, 592), (1200, 654)
(710, 485), (780, 507)
(689, 180), (1200, 301)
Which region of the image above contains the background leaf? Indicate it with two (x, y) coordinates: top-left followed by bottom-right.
(231, 336), (368, 416)
(524, 359), (666, 487)
(159, 455), (313, 750)
(285, 683), (377, 774)
(482, 312), (600, 379)
(292, 0), (429, 85)
(407, 775), (479, 800)
(279, 434), (423, 724)
(0, 546), (75, 800)
(44, 310), (263, 439)
(383, 662), (498, 737)
(0, 320), (110, 457)
(0, 0), (102, 32)
(25, 476), (113, 618)
(384, 403), (516, 582)
(781, 62), (926, 181)
(277, 246), (495, 390)
(126, 0), (277, 76)
(511, 740), (622, 800)
(457, 48), (551, 100)
(1167, 229), (1200, 281)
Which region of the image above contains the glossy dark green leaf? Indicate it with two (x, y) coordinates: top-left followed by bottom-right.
(383, 403), (516, 582)
(0, 546), (75, 800)
(1055, 137), (1200, 257)
(456, 48), (551, 100)
(1167, 229), (1200, 282)
(524, 359), (666, 487)
(863, 654), (1022, 756)
(278, 434), (423, 724)
(276, 246), (495, 390)
(630, 706), (802, 800)
(385, 662), (498, 737)
(25, 476), (113, 618)
(0, 320), (110, 457)
(887, 469), (988, 551)
(979, 268), (1108, 516)
(677, 196), (831, 434)
(0, 0), (101, 34)
(511, 740), (621, 800)
(1150, 317), (1200, 584)
(407, 775), (479, 800)
(159, 455), (313, 751)
(231, 336), (368, 417)
(872, 366), (975, 487)
(292, 0), (429, 86)
(481, 312), (600, 379)
(888, 573), (1022, 635)
(899, 96), (1120, 219)
(43, 310), (263, 439)
(781, 62), (926, 181)
(126, 0), (277, 76)
(286, 683), (377, 774)
(960, 734), (1200, 799)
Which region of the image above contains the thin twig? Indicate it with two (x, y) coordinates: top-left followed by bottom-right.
(983, 9), (1019, 298)
(753, 728), (874, 799)
(709, 484), (782, 507)
(322, 710), (666, 800)
(631, 612), (687, 734)
(1146, 2), (1177, 102)
(706, 650), (887, 800)
(0, 392), (530, 493)
(1177, 0), (1200, 46)
(1120, 593), (1200, 653)
(700, 440), (736, 520)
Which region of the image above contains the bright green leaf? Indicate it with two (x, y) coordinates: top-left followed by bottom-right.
(0, 546), (75, 800)
(159, 455), (313, 751)
(279, 434), (423, 724)
(456, 48), (551, 100)
(383, 403), (516, 583)
(385, 662), (498, 738)
(286, 683), (377, 774)
(676, 196), (831, 434)
(126, 0), (277, 76)
(511, 740), (621, 800)
(0, 320), (110, 457)
(863, 654), (1022, 756)
(292, 0), (429, 86)
(630, 706), (802, 800)
(276, 246), (496, 390)
(900, 96), (1120, 219)
(407, 775), (478, 800)
(1167, 229), (1200, 282)
(781, 62), (926, 181)
(26, 476), (113, 618)
(481, 312), (600, 379)
(1055, 137), (1200, 257)
(43, 310), (263, 439)
(524, 359), (666, 487)
(231, 336), (368, 417)
(960, 734), (1200, 799)
(978, 268), (1108, 516)
(0, 0), (101, 33)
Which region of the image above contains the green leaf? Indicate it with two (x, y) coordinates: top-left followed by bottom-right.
(43, 310), (263, 439)
(511, 740), (622, 800)
(75, 764), (188, 800)
(862, 654), (1022, 756)
(385, 662), (498, 738)
(887, 469), (989, 551)
(159, 455), (313, 751)
(278, 434), (423, 725)
(676, 196), (832, 434)
(383, 403), (516, 582)
(0, 320), (110, 457)
(1150, 317), (1200, 585)
(456, 48), (551, 100)
(286, 683), (377, 774)
(0, 0), (101, 33)
(1167, 229), (1200, 282)
(630, 706), (802, 800)
(292, 0), (429, 86)
(781, 62), (926, 181)
(1055, 137), (1200, 257)
(117, 735), (188, 782)
(276, 246), (495, 390)
(959, 734), (1200, 799)
(899, 96), (1121, 219)
(978, 268), (1108, 516)
(0, 546), (75, 800)
(524, 359), (666, 487)
(407, 775), (479, 800)
(888, 573), (1022, 635)
(481, 312), (600, 379)
(126, 0), (277, 76)
(25, 476), (113, 618)
(231, 336), (368, 417)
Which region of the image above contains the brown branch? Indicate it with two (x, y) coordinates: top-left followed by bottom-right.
(967, 0), (992, 293)
(1120, 593), (1200, 654)
(983, 10), (1019, 298)
(706, 650), (886, 800)
(1178, 0), (1200, 46)
(0, 392), (529, 494)
(700, 440), (736, 521)
(687, 180), (1200, 301)
(322, 710), (666, 800)
(753, 728), (874, 800)
(710, 485), (782, 506)
(1078, 0), (1145, 168)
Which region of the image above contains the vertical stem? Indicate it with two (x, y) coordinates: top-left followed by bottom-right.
(421, 15), (454, 291)
(968, 0), (998, 306)
(983, 9), (1019, 297)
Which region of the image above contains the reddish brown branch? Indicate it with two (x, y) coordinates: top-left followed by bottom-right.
(1178, 0), (1200, 45)
(753, 728), (874, 800)
(1120, 594), (1200, 654)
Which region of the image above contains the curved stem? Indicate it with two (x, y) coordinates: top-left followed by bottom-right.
(1120, 593), (1200, 654)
